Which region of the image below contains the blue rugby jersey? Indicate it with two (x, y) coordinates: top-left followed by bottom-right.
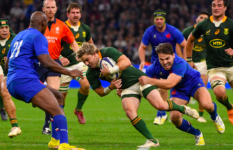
(7, 28), (49, 86)
(146, 54), (201, 90)
(142, 23), (184, 63)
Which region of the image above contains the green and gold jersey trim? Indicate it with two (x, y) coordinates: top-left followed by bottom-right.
(65, 20), (81, 28)
(210, 15), (227, 23)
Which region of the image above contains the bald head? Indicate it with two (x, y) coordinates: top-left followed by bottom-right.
(30, 11), (48, 34)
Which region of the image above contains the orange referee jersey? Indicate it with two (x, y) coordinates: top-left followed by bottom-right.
(44, 18), (75, 60)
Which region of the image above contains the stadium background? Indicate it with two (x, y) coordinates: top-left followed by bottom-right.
(0, 0), (232, 88)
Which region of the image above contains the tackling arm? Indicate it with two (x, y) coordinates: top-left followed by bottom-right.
(139, 73), (182, 89)
(38, 54), (83, 78)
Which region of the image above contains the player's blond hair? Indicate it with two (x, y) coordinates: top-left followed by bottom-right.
(43, 0), (56, 6)
(77, 42), (100, 58)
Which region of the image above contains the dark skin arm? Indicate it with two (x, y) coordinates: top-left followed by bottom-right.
(5, 54), (83, 79)
(38, 54), (83, 78)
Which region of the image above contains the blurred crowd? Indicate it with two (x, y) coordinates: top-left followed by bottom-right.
(1, 0), (233, 64)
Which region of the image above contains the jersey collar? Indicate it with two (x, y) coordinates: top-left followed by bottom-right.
(65, 20), (80, 28)
(98, 51), (102, 59)
(210, 15), (227, 23)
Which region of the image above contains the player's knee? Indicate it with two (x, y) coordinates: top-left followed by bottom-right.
(170, 111), (182, 124)
(54, 91), (64, 104)
(214, 89), (226, 100)
(81, 82), (90, 91)
(125, 110), (136, 120)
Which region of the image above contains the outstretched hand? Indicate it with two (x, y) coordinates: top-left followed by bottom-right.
(70, 69), (83, 79)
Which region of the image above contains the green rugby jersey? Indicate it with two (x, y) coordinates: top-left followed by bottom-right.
(192, 16), (233, 69)
(61, 21), (91, 67)
(0, 33), (16, 76)
(182, 25), (206, 63)
(86, 47), (146, 90)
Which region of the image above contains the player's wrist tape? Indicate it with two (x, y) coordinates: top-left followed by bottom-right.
(104, 86), (112, 94)
(109, 66), (119, 74)
(187, 57), (192, 62)
(59, 55), (63, 59)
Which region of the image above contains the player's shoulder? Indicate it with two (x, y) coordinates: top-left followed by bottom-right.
(226, 16), (233, 24)
(174, 55), (186, 65)
(146, 25), (156, 31)
(183, 26), (194, 33)
(100, 47), (117, 53)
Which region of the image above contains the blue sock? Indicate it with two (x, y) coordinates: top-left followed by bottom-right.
(157, 110), (166, 117)
(53, 115), (69, 144)
(43, 112), (51, 129)
(51, 117), (59, 140)
(177, 119), (200, 136)
(209, 102), (218, 121)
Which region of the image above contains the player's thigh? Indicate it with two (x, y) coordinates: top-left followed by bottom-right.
(46, 85), (63, 105)
(47, 76), (60, 90)
(193, 87), (213, 109)
(159, 88), (168, 99)
(146, 88), (168, 110)
(31, 88), (63, 116)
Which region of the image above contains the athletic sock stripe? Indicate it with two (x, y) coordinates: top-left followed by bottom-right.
(79, 88), (89, 95)
(131, 117), (141, 125)
(76, 109), (82, 112)
(132, 118), (141, 125)
(199, 109), (204, 112)
(166, 99), (173, 110)
(223, 95), (228, 102)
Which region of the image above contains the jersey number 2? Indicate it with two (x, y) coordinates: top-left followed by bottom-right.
(10, 40), (23, 58)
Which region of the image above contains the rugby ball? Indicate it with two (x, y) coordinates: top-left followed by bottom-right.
(100, 57), (120, 80)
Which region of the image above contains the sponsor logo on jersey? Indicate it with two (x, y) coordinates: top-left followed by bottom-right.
(75, 33), (79, 38)
(166, 33), (171, 38)
(198, 37), (203, 42)
(224, 28), (229, 35)
(193, 44), (204, 52)
(160, 72), (163, 76)
(215, 29), (220, 35)
(82, 32), (86, 37)
(154, 34), (157, 38)
(2, 48), (6, 54)
(209, 39), (226, 48)
(1, 58), (5, 65)
(205, 30), (210, 35)
(55, 27), (59, 34)
(8, 45), (10, 47)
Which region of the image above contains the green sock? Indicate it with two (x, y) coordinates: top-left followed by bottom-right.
(166, 99), (185, 113)
(199, 109), (204, 117)
(0, 96), (3, 109)
(10, 118), (18, 127)
(131, 116), (158, 144)
(76, 89), (89, 111)
(219, 95), (232, 110)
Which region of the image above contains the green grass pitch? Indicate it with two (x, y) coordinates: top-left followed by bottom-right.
(0, 89), (233, 150)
